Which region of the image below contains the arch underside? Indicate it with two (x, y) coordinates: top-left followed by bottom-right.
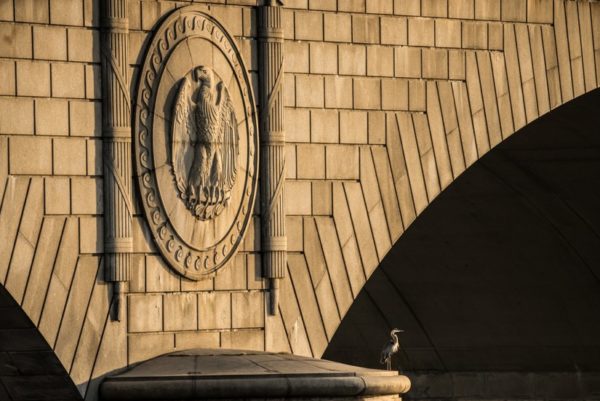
(324, 88), (600, 398)
(0, 284), (81, 401)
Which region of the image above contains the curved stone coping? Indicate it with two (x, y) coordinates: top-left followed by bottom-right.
(100, 349), (411, 400)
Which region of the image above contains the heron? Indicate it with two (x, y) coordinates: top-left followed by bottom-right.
(380, 328), (404, 370)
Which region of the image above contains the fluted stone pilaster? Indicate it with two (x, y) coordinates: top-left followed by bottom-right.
(259, 1), (286, 316)
(101, 0), (132, 321)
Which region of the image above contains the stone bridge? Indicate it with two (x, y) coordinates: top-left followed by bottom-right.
(0, 0), (599, 400)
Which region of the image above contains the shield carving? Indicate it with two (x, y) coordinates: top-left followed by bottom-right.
(134, 7), (259, 280)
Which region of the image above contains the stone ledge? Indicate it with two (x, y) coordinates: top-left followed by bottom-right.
(100, 349), (411, 400)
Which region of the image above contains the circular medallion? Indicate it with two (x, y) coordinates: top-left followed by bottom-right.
(134, 6), (259, 280)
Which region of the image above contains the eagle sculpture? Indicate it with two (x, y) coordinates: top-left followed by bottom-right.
(171, 66), (239, 220)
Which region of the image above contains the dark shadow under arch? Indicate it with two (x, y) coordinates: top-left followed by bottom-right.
(0, 284), (81, 401)
(324, 88), (600, 399)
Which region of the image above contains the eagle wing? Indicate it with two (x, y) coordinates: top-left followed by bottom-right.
(219, 85), (239, 192)
(171, 75), (196, 199)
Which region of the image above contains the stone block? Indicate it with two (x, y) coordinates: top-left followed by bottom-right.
(527, 0), (553, 23)
(287, 216), (303, 252)
(9, 136), (52, 175)
(449, 50), (466, 80)
(338, 44), (366, 76)
(246, 253), (264, 290)
(86, 64), (101, 100)
(311, 109), (339, 143)
(0, 24), (31, 59)
(312, 181), (332, 215)
(324, 13), (351, 43)
(175, 332), (220, 350)
(198, 292), (231, 330)
(489, 22), (503, 50)
(0, 0), (12, 20)
(285, 41), (309, 74)
(0, 60), (15, 95)
(309, 0), (336, 11)
(310, 42), (338, 74)
(15, 0), (48, 22)
(381, 16), (407, 45)
(285, 108), (310, 143)
(16, 61), (50, 97)
(352, 14), (379, 44)
(128, 333), (174, 365)
(381, 78), (408, 110)
(409, 79), (426, 111)
(475, 0), (500, 20)
(395, 47), (421, 78)
(353, 77), (381, 110)
(146, 255), (180, 292)
(368, 111), (386, 144)
(340, 110), (368, 143)
(33, 26), (66, 60)
(214, 253), (247, 290)
(70, 100), (101, 136)
(449, 0), (474, 18)
(366, 0), (393, 14)
(180, 276), (214, 292)
(285, 181), (311, 215)
(296, 144), (325, 179)
(211, 6), (242, 37)
(462, 21), (488, 49)
(35, 99), (69, 136)
(282, 8), (294, 40)
(68, 28), (99, 63)
(133, 216), (157, 253)
(79, 216), (102, 253)
(0, 98), (33, 135)
(326, 145), (359, 179)
(367, 45), (393, 77)
(502, 0), (526, 21)
(221, 330), (264, 351)
(71, 177), (102, 214)
(232, 292), (264, 328)
(84, 0), (100, 27)
(394, 0), (420, 16)
(295, 10), (322, 41)
(284, 74), (295, 107)
(52, 62), (85, 98)
(408, 18), (434, 47)
(129, 254), (145, 293)
(50, 0), (83, 25)
(128, 294), (162, 333)
(44, 177), (70, 215)
(53, 137), (87, 175)
(163, 293), (198, 331)
(286, 145), (296, 179)
(436, 19), (461, 48)
(324, 76), (352, 109)
(86, 139), (102, 176)
(422, 0), (447, 17)
(422, 49), (448, 79)
(295, 75), (324, 108)
(338, 0), (365, 12)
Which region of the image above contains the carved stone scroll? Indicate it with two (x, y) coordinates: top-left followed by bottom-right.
(259, 1), (286, 316)
(101, 0), (132, 321)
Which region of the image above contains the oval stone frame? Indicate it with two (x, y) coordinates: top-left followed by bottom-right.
(134, 6), (259, 280)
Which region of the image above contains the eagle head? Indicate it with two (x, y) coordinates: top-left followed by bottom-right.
(194, 66), (213, 88)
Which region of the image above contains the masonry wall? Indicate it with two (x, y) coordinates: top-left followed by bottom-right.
(0, 0), (599, 400)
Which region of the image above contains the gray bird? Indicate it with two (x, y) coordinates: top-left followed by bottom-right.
(380, 328), (403, 371)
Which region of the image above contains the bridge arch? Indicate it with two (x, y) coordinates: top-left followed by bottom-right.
(0, 284), (81, 400)
(322, 86), (600, 399)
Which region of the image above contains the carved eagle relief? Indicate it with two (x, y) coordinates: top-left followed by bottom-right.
(171, 66), (239, 220)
